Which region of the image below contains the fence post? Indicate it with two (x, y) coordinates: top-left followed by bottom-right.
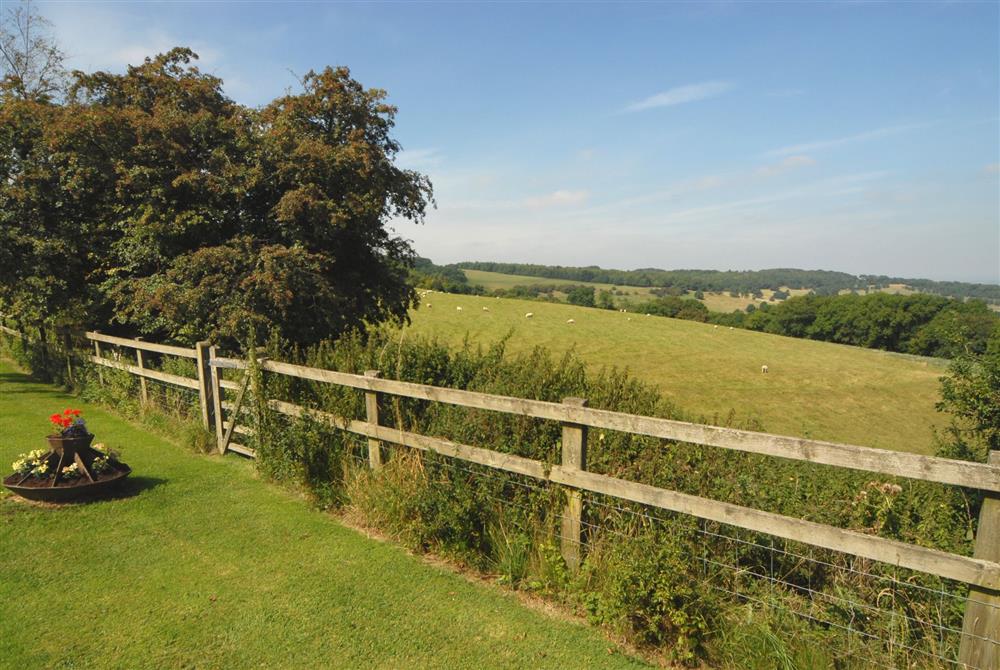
(61, 330), (74, 385)
(134, 337), (148, 406)
(364, 370), (384, 470)
(92, 332), (103, 385)
(194, 341), (213, 431)
(209, 345), (225, 449)
(560, 397), (588, 574)
(959, 449), (1000, 669)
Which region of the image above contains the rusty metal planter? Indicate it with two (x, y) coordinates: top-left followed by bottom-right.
(3, 434), (131, 503)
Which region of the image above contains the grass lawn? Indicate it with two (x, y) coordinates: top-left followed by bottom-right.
(405, 292), (949, 454)
(0, 361), (646, 669)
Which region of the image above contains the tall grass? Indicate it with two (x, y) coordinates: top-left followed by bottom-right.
(242, 327), (978, 668)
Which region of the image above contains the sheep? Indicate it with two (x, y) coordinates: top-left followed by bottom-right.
(729, 326), (734, 330)
(761, 364), (769, 374)
(425, 303), (432, 308)
(525, 312), (534, 319)
(627, 317), (632, 322)
(456, 306), (463, 311)
(566, 319), (575, 324)
(482, 306), (489, 312)
(713, 325), (718, 329)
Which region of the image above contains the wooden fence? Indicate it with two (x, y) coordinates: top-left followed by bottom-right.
(1, 323), (998, 668)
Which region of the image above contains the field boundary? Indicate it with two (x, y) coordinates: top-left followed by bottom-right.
(1, 320), (998, 667)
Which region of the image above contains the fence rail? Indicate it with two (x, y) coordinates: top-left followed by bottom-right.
(2, 322), (998, 668)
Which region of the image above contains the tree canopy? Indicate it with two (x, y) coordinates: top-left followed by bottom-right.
(0, 46), (433, 347)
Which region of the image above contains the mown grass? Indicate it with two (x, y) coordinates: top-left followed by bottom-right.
(0, 361), (647, 669)
(404, 292), (949, 454)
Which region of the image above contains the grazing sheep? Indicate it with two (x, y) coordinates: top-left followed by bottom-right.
(627, 317), (632, 322)
(426, 303), (432, 308)
(713, 325), (718, 329)
(566, 319), (575, 324)
(761, 364), (769, 374)
(525, 312), (534, 319)
(482, 307), (489, 311)
(645, 313), (651, 317)
(729, 326), (734, 330)
(456, 306), (463, 311)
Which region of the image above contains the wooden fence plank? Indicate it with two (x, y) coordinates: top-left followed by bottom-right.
(209, 345), (225, 450)
(227, 442), (256, 458)
(92, 334), (104, 385)
(364, 370), (384, 469)
(134, 337), (148, 405)
(218, 373), (251, 455)
(84, 331), (197, 358)
(548, 466), (1000, 592)
(959, 449), (1000, 668)
(87, 355), (200, 390)
(195, 341), (212, 431)
(560, 397), (588, 573)
(247, 359), (1000, 492)
(261, 397), (1000, 590)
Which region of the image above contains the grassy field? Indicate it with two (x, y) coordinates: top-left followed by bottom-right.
(405, 292), (950, 454)
(0, 361), (646, 669)
(462, 269), (810, 312)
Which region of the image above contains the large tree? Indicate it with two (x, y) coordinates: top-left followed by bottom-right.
(0, 46), (433, 348)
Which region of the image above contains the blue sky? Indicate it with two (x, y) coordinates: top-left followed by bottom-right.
(41, 1), (1000, 283)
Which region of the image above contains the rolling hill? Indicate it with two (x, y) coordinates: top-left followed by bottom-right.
(403, 291), (950, 455)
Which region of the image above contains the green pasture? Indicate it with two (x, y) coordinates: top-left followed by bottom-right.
(0, 361), (645, 669)
(405, 292), (949, 454)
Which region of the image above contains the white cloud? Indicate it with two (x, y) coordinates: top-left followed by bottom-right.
(755, 154), (816, 177)
(524, 190), (590, 208)
(396, 148), (443, 170)
(766, 123), (927, 157)
(624, 81), (732, 113)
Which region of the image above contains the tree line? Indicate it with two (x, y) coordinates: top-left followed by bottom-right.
(456, 261), (1000, 303)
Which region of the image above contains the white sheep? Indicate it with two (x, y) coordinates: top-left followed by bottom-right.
(713, 325), (718, 329)
(761, 364), (769, 374)
(456, 306), (463, 311)
(566, 319), (575, 324)
(525, 312), (534, 319)
(627, 317), (632, 321)
(482, 307), (489, 311)
(426, 303), (432, 308)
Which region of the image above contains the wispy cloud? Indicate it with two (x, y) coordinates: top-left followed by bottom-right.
(766, 123), (927, 157)
(755, 155), (816, 177)
(525, 190), (590, 208)
(624, 81), (732, 113)
(396, 148), (443, 170)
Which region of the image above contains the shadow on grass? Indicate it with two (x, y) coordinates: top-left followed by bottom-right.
(104, 475), (168, 500)
(0, 371), (74, 394)
(1, 476), (167, 507)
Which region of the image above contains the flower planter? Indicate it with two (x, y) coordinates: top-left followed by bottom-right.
(3, 464), (132, 503)
(3, 410), (131, 503)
